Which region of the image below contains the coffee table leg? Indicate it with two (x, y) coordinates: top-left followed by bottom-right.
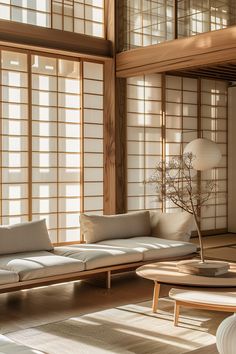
(152, 281), (160, 312)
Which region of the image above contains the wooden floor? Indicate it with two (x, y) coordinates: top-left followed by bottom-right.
(1, 233), (236, 350)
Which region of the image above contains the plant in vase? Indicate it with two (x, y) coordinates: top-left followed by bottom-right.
(146, 152), (229, 276)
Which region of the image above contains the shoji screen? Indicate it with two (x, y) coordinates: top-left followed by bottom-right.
(178, 0), (236, 38)
(82, 61), (104, 215)
(200, 79), (228, 231)
(52, 0), (104, 37)
(0, 1), (50, 27)
(0, 48), (104, 243)
(122, 0), (174, 50)
(31, 55), (81, 243)
(1, 50), (29, 225)
(165, 75), (198, 212)
(0, 0), (104, 38)
(127, 74), (162, 212)
(127, 74), (228, 233)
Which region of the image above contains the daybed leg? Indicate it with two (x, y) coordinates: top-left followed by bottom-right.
(106, 271), (111, 289)
(152, 281), (160, 313)
(174, 301), (180, 326)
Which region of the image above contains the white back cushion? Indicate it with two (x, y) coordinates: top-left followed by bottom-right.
(0, 219), (53, 255)
(80, 211), (151, 243)
(150, 211), (193, 241)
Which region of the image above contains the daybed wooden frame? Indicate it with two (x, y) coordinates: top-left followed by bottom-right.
(0, 254), (196, 294)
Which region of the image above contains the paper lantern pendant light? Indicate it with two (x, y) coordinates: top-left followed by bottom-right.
(184, 138), (222, 171)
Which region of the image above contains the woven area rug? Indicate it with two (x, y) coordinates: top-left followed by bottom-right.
(6, 298), (227, 354)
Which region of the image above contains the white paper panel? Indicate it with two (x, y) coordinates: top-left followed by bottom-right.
(166, 89), (182, 103)
(127, 85), (145, 100)
(84, 109), (103, 124)
(127, 169), (145, 183)
(2, 151), (27, 168)
(84, 152), (103, 167)
(32, 74), (57, 91)
(2, 184), (27, 199)
(59, 198), (80, 212)
(32, 198), (57, 214)
(83, 94), (103, 109)
(127, 142), (144, 155)
(127, 196), (145, 211)
(59, 184), (81, 197)
(83, 62), (103, 80)
(216, 217), (227, 229)
(58, 108), (80, 123)
(145, 196), (161, 210)
(84, 182), (103, 196)
(32, 183), (57, 198)
(84, 139), (103, 153)
(2, 103), (28, 119)
(84, 196), (103, 211)
(183, 104), (197, 117)
(58, 168), (80, 182)
(127, 183), (144, 197)
(84, 124), (103, 138)
(2, 51), (27, 71)
(2, 199), (28, 216)
(58, 123), (80, 138)
(58, 229), (80, 242)
(59, 213), (80, 228)
(166, 76), (182, 89)
(84, 167), (103, 182)
(84, 79), (103, 95)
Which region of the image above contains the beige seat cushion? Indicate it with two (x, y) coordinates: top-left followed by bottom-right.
(98, 237), (197, 261)
(150, 211), (194, 241)
(54, 244), (143, 270)
(80, 211), (151, 243)
(0, 269), (19, 285)
(169, 288), (236, 307)
(0, 219), (53, 255)
(0, 334), (44, 353)
(0, 251), (85, 281)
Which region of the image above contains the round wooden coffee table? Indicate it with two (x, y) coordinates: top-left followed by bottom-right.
(136, 260), (236, 312)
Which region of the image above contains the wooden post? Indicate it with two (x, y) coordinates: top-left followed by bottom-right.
(104, 0), (127, 214)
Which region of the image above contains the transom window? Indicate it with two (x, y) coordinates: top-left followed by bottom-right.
(0, 0), (104, 38)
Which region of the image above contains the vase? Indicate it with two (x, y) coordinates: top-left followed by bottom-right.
(216, 313), (236, 354)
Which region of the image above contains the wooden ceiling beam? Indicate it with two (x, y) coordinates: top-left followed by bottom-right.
(116, 26), (236, 78)
(0, 19), (112, 58)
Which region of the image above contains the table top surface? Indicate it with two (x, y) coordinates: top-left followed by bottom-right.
(136, 260), (236, 287)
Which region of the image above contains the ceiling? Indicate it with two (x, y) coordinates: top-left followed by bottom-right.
(168, 62), (236, 82)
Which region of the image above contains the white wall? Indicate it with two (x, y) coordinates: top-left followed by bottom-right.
(228, 87), (236, 231)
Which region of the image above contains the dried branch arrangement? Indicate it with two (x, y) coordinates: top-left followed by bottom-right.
(146, 153), (216, 263)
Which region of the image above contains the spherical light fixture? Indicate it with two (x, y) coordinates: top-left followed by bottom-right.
(184, 138), (222, 171)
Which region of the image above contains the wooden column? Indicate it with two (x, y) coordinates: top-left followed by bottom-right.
(104, 0), (116, 214)
(104, 0), (127, 214)
(115, 0), (127, 213)
(174, 0), (178, 39)
(115, 77), (127, 213)
(104, 58), (116, 214)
